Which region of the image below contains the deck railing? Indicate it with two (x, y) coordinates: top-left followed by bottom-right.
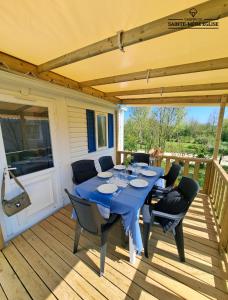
(116, 150), (228, 252)
(208, 160), (228, 252)
(116, 151), (212, 193)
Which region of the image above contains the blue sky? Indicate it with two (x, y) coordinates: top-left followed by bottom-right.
(125, 106), (228, 124)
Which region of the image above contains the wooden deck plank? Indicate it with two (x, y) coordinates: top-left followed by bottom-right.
(0, 194), (227, 300)
(150, 228), (221, 262)
(12, 235), (81, 300)
(43, 217), (177, 299)
(110, 243), (228, 300)
(50, 211), (217, 300)
(0, 284), (7, 300)
(149, 239), (227, 280)
(79, 225), (228, 299)
(62, 207), (220, 265)
(2, 242), (57, 300)
(109, 221), (226, 281)
(60, 203), (227, 298)
(30, 224), (129, 300)
(22, 229), (106, 300)
(0, 251), (31, 300)
(63, 207), (221, 261)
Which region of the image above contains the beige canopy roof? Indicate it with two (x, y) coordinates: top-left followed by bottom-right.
(0, 0), (228, 104)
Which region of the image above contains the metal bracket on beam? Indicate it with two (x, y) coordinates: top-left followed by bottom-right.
(117, 31), (125, 52)
(146, 69), (151, 84)
(160, 87), (163, 96)
(25, 71), (38, 78)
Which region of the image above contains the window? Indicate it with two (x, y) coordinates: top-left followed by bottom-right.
(0, 101), (54, 177)
(97, 114), (107, 148)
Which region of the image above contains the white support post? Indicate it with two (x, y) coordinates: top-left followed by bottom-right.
(118, 105), (126, 151)
(117, 105), (127, 163)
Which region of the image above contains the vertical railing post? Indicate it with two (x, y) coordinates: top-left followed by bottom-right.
(203, 160), (212, 195)
(207, 160), (215, 197)
(193, 162), (200, 181)
(183, 160), (189, 176)
(219, 187), (228, 251)
(213, 96), (227, 160)
(165, 158), (171, 174)
(209, 160), (228, 253)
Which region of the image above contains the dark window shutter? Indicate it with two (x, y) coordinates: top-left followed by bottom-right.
(108, 113), (114, 148)
(86, 109), (96, 153)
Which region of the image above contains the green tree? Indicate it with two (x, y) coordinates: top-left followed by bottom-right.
(124, 107), (155, 151)
(222, 118), (228, 142)
(152, 107), (186, 149)
(124, 107), (185, 152)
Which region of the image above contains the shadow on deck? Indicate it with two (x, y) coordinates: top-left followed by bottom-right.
(0, 193), (227, 300)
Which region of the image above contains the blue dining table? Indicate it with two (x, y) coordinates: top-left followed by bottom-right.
(73, 165), (163, 262)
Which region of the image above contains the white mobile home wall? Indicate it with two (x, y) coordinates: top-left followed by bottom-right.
(0, 70), (116, 243)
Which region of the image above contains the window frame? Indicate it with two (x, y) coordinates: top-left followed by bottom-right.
(0, 103), (54, 178)
(95, 112), (108, 150)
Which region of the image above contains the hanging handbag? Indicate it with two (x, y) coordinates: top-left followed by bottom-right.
(1, 170), (31, 217)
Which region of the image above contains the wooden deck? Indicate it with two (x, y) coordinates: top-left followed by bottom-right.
(0, 194), (227, 300)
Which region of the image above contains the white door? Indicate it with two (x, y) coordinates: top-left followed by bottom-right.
(0, 97), (62, 241)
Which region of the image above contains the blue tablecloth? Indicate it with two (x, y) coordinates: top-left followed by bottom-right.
(74, 166), (163, 253)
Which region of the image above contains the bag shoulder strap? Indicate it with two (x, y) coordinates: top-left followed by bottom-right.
(8, 170), (26, 192)
(1, 170), (26, 202)
(1, 171), (6, 201)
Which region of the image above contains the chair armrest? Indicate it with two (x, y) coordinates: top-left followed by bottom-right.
(151, 187), (172, 199)
(153, 186), (164, 192)
(151, 193), (165, 201)
(152, 210), (185, 220)
(153, 186), (173, 193)
(152, 189), (165, 196)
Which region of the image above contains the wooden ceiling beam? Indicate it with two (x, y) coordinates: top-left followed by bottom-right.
(36, 0), (228, 73)
(0, 52), (120, 104)
(80, 57), (228, 87)
(105, 82), (228, 97)
(121, 95), (228, 106)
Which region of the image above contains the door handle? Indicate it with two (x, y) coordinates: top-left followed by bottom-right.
(4, 167), (17, 174)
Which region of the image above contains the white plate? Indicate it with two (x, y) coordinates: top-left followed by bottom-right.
(97, 183), (118, 194)
(130, 179), (148, 188)
(135, 162), (148, 167)
(141, 170), (157, 177)
(114, 165), (126, 170)
(97, 171), (113, 179)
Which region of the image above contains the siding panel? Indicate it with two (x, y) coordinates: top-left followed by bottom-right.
(67, 104), (115, 172)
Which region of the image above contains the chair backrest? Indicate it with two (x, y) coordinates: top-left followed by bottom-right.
(71, 159), (98, 184)
(99, 156), (114, 172)
(65, 189), (105, 235)
(177, 176), (199, 210)
(133, 153), (150, 165)
(165, 163), (182, 187)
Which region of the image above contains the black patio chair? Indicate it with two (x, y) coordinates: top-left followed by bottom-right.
(65, 189), (120, 276)
(142, 176), (199, 261)
(71, 159), (97, 184)
(151, 162), (182, 198)
(161, 162), (182, 188)
(133, 153), (150, 165)
(99, 156), (114, 172)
